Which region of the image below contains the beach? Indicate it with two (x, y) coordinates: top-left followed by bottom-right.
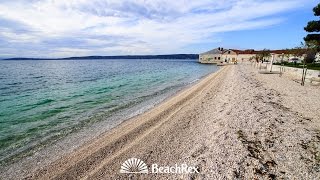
(3, 63), (320, 179)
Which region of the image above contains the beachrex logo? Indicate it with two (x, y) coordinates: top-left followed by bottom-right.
(120, 158), (149, 174)
(120, 158), (199, 174)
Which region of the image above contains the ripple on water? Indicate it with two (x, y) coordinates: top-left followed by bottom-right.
(0, 59), (219, 166)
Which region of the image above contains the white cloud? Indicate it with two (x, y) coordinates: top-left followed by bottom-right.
(0, 27), (40, 43)
(0, 0), (312, 57)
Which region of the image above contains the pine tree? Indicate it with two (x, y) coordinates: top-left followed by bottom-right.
(304, 3), (320, 49)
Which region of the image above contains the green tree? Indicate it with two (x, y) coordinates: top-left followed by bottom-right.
(304, 3), (320, 50)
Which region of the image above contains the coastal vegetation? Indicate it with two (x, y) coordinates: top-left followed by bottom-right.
(257, 49), (271, 61)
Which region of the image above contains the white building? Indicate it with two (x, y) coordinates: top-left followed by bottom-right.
(199, 48), (224, 63)
(199, 47), (306, 64)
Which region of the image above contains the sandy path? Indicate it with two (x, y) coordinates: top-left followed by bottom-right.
(21, 64), (320, 179)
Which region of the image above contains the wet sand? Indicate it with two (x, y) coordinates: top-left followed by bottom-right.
(4, 64), (320, 179)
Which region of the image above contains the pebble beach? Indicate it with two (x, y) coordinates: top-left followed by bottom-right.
(2, 63), (320, 179)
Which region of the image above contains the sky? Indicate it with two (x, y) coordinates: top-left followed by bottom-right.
(0, 0), (319, 58)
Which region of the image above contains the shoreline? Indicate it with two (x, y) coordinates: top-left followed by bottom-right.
(3, 63), (320, 179)
(0, 64), (222, 179)
(27, 65), (228, 179)
(0, 59), (218, 169)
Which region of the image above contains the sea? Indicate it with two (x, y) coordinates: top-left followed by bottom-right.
(0, 59), (219, 166)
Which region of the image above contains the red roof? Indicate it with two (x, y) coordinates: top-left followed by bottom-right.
(230, 49), (256, 54)
(229, 49), (301, 55)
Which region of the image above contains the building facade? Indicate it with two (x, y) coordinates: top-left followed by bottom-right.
(199, 48), (223, 63)
(199, 47), (307, 64)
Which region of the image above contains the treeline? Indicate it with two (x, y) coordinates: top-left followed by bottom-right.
(254, 46), (317, 63)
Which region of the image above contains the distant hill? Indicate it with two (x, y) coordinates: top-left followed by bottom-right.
(4, 54), (199, 60)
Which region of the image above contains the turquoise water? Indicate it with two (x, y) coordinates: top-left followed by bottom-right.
(0, 59), (218, 165)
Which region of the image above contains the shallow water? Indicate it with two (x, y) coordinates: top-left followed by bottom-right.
(0, 59), (218, 165)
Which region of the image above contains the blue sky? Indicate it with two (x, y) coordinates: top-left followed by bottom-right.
(0, 0), (318, 58)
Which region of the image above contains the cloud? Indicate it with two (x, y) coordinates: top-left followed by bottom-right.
(0, 0), (312, 58)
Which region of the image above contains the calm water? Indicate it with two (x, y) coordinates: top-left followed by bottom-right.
(0, 59), (218, 165)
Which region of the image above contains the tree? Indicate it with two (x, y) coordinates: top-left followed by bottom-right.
(291, 47), (305, 59)
(303, 41), (317, 63)
(304, 3), (320, 50)
(284, 49), (291, 61)
(296, 42), (317, 85)
(258, 49), (271, 62)
(254, 54), (260, 62)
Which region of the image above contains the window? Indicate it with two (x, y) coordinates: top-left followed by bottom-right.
(214, 57), (217, 60)
(218, 57), (220, 60)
